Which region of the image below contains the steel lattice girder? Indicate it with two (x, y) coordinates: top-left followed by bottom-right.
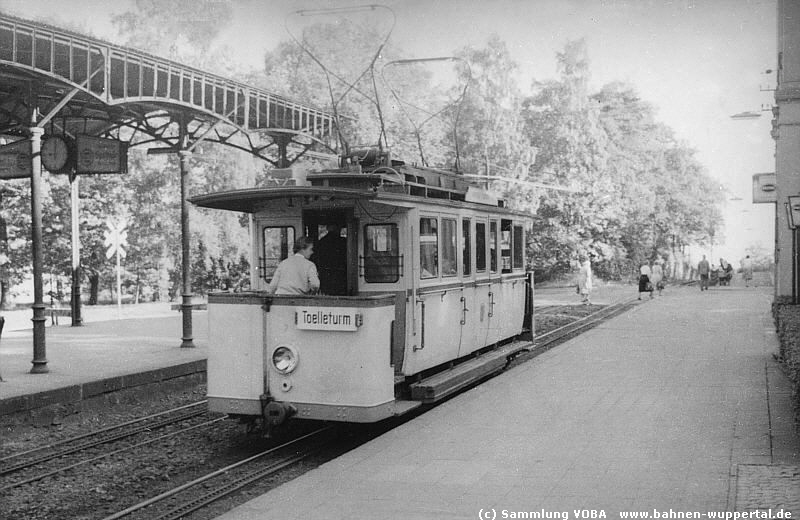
(0, 13), (339, 164)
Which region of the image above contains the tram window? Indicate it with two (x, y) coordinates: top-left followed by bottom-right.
(476, 222), (486, 272)
(462, 219), (472, 276)
(513, 225), (524, 269)
(419, 217), (438, 279)
(501, 220), (512, 273)
(441, 218), (457, 277)
(262, 226), (295, 281)
(489, 221), (498, 273)
(364, 224), (400, 283)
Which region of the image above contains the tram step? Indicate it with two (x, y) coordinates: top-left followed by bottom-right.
(392, 399), (423, 415)
(409, 341), (529, 404)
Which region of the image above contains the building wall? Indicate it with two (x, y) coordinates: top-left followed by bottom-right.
(774, 0), (800, 299)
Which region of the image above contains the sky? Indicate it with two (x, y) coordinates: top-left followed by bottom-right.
(0, 0), (778, 264)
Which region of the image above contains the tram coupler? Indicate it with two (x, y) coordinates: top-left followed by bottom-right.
(260, 394), (297, 437)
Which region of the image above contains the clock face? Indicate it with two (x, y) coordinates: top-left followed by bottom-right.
(41, 136), (70, 172)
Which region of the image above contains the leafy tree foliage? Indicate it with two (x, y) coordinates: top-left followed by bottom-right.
(1, 15), (729, 306)
(522, 39), (722, 281)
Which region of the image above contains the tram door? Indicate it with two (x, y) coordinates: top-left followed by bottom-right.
(304, 211), (355, 296)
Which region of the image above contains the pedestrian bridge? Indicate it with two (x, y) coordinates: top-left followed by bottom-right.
(0, 12), (337, 161)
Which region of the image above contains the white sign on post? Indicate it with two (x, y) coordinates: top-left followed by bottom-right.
(104, 218), (128, 313)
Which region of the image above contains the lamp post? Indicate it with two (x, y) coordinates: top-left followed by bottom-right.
(786, 196), (800, 304)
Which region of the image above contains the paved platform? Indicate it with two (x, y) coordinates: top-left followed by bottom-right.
(0, 303), (207, 415)
(215, 285), (800, 520)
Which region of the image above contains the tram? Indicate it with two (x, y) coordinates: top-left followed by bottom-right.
(191, 148), (535, 428)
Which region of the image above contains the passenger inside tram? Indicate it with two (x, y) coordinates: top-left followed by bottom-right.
(315, 223), (348, 295)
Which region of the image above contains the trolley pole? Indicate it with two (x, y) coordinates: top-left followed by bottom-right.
(29, 126), (48, 373)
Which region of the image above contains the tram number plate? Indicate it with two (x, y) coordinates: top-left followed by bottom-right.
(295, 307), (362, 331)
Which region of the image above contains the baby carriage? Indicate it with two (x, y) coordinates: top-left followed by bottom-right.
(709, 269), (720, 286)
(718, 265), (733, 286)
(716, 259), (734, 286)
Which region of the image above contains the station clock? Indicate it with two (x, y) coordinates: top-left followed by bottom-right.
(41, 136), (70, 172)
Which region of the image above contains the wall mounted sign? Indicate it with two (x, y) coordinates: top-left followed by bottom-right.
(752, 173), (777, 204)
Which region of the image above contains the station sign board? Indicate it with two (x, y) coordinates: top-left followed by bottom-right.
(76, 135), (128, 174)
(0, 139), (32, 179)
(752, 173), (777, 204)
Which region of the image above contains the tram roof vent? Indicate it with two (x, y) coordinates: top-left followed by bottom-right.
(342, 146), (390, 170)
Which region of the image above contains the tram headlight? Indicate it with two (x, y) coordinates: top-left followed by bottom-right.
(272, 345), (299, 374)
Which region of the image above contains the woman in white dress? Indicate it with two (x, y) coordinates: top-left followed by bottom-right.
(577, 256), (593, 304)
(650, 260), (664, 296)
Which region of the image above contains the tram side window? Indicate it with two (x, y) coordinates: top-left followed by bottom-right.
(419, 217), (438, 279)
(501, 219), (512, 273)
(489, 221), (498, 273)
(476, 222), (486, 272)
(513, 225), (524, 269)
(441, 218), (457, 277)
(262, 226), (295, 281)
(364, 224), (400, 283)
(462, 218), (471, 276)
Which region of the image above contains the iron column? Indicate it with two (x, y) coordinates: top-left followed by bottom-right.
(179, 149), (194, 348)
(70, 174), (82, 325)
(29, 126), (48, 373)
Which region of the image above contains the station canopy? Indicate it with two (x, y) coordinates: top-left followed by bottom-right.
(0, 13), (338, 164)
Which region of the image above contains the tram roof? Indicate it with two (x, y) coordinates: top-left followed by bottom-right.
(190, 186), (377, 213)
(0, 13), (337, 161)
(190, 184), (534, 220)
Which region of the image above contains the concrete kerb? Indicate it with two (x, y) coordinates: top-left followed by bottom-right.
(0, 315), (4, 382)
(0, 360), (206, 417)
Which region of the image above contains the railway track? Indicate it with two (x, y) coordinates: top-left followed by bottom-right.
(101, 426), (335, 520)
(0, 401), (225, 490)
(532, 295), (640, 352)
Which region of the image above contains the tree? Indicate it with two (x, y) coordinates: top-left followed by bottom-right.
(111, 0), (237, 74)
(523, 39), (612, 279)
(522, 40), (724, 281)
(0, 182), (30, 307)
(454, 36), (539, 201)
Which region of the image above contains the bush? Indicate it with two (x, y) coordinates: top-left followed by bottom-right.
(772, 298), (800, 427)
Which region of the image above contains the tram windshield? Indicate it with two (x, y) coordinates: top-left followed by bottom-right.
(364, 224), (400, 283)
(262, 226), (295, 281)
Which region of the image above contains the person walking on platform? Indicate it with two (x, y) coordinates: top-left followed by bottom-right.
(267, 237), (320, 295)
(638, 263), (653, 300)
(576, 255), (593, 305)
(741, 255), (753, 287)
(651, 259), (664, 296)
(697, 254), (710, 291)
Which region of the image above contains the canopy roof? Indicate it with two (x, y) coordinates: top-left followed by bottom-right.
(0, 13), (337, 163)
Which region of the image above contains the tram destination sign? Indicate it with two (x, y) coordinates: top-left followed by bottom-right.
(295, 306), (362, 331)
(76, 135), (128, 174)
(0, 139), (32, 179)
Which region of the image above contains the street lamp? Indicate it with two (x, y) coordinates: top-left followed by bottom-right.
(786, 196), (800, 303)
(787, 196), (800, 225)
